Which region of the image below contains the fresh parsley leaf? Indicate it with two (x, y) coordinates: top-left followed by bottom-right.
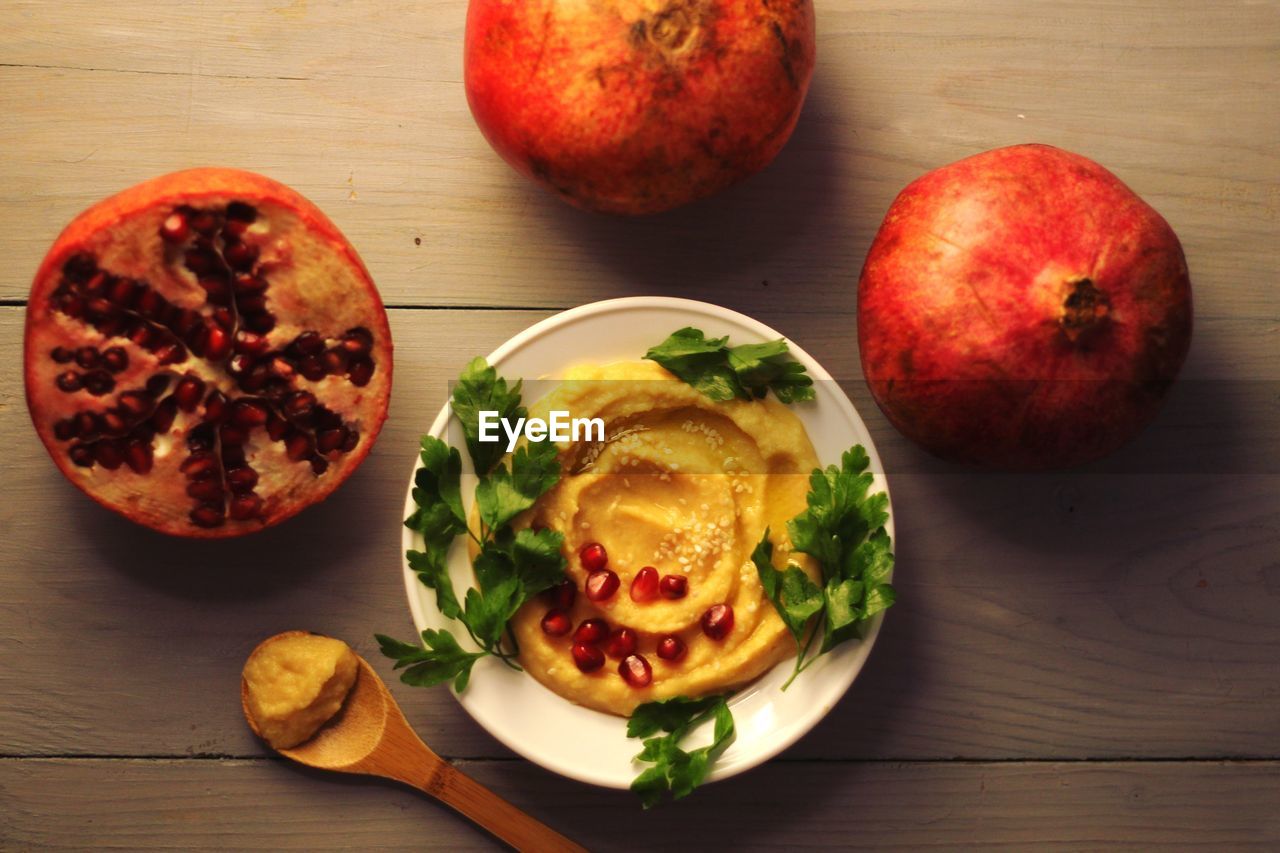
(407, 548), (461, 621)
(451, 356), (525, 475)
(752, 532), (823, 643)
(788, 446), (888, 581)
(376, 629), (487, 692)
(404, 436), (467, 621)
(463, 577), (522, 649)
(644, 327), (815, 404)
(628, 695), (735, 808)
(474, 440), (561, 535)
(508, 526), (569, 596)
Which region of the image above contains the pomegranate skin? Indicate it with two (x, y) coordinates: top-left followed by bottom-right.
(858, 144), (1192, 470)
(464, 0), (816, 214)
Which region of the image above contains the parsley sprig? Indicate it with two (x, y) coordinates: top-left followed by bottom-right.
(627, 695), (736, 808)
(377, 358), (567, 690)
(644, 327), (815, 403)
(753, 446), (896, 688)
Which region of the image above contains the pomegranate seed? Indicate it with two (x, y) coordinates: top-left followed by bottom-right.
(86, 298), (115, 319)
(580, 542), (608, 572)
(341, 327), (373, 355)
(265, 414), (290, 441)
(204, 325), (232, 360)
(117, 391), (151, 418)
(154, 341), (187, 365)
(187, 479), (224, 502)
(228, 493), (262, 520)
(101, 347), (128, 373)
(226, 466), (259, 492)
(69, 444), (94, 467)
(284, 390), (317, 420)
(124, 441), (153, 474)
(660, 574), (688, 600)
(347, 358), (374, 387)
(189, 210), (218, 236)
(285, 433), (313, 461)
(74, 412), (100, 440)
(212, 306), (235, 329)
(55, 371), (82, 392)
(145, 375), (170, 397)
(223, 241), (259, 271)
(100, 410), (128, 436)
(702, 604), (735, 640)
(160, 212), (189, 243)
(656, 635), (687, 662)
(244, 312), (276, 334)
(199, 277), (231, 304)
(74, 347), (99, 369)
(219, 423), (249, 447)
(241, 362), (271, 392)
(204, 390), (229, 422)
(190, 504), (225, 528)
(544, 580), (576, 610)
(108, 278), (138, 307)
(604, 627), (638, 659)
(571, 642), (605, 673)
(137, 289), (166, 319)
(82, 371), (114, 396)
(172, 309), (202, 336)
(321, 348), (349, 374)
(540, 609), (572, 637)
(222, 444), (247, 468)
(231, 399), (269, 427)
(630, 566), (659, 602)
(340, 429), (359, 452)
(309, 455), (329, 475)
(618, 654), (653, 688)
(298, 356), (325, 381)
(233, 272), (267, 294)
(180, 451), (217, 478)
(184, 247), (218, 275)
(54, 419), (76, 441)
(238, 293), (268, 314)
(573, 618), (609, 645)
(292, 331), (324, 356)
(226, 201), (257, 222)
(234, 331), (270, 356)
(150, 398), (178, 432)
(268, 357), (296, 379)
(316, 427), (347, 453)
(51, 346), (74, 363)
(186, 423), (216, 451)
(94, 441), (124, 470)
(173, 376), (205, 412)
(585, 569), (620, 602)
(127, 324), (154, 349)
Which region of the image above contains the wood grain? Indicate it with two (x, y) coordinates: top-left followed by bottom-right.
(1, 758), (1277, 850)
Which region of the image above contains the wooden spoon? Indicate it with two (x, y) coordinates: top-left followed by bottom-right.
(242, 635), (585, 852)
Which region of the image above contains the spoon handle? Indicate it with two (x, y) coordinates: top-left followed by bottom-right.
(423, 761), (587, 853)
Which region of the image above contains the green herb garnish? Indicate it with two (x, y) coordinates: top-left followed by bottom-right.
(754, 446), (897, 687)
(627, 695), (736, 808)
(379, 358), (566, 690)
(644, 327), (814, 403)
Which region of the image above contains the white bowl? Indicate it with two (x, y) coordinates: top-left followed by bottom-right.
(401, 297), (893, 789)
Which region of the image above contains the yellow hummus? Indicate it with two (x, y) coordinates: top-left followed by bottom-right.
(510, 360), (821, 716)
(242, 632), (359, 749)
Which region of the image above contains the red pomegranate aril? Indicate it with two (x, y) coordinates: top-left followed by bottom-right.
(340, 429), (359, 452)
(173, 376), (205, 411)
(585, 569), (620, 602)
(180, 451), (217, 478)
(231, 399), (269, 427)
(222, 444), (246, 469)
(54, 419), (76, 441)
(309, 455), (329, 475)
(237, 293), (268, 315)
(117, 391), (151, 418)
(540, 609), (573, 637)
(136, 288), (166, 319)
(74, 346), (99, 369)
(656, 635), (687, 662)
(618, 654), (653, 688)
(204, 390), (229, 422)
(94, 441), (124, 470)
(127, 324), (154, 349)
(187, 479), (224, 502)
(244, 312), (276, 334)
(544, 579), (577, 610)
(51, 346), (74, 363)
(233, 272), (266, 294)
(145, 375), (170, 397)
(292, 331), (324, 356)
(265, 414), (290, 441)
(269, 356), (295, 379)
(571, 642), (605, 673)
(234, 330), (270, 356)
(159, 212), (189, 243)
(101, 347), (128, 373)
(579, 542), (608, 572)
(285, 432), (313, 461)
(153, 341), (187, 365)
(55, 371), (82, 392)
(223, 241), (259, 271)
(226, 466), (259, 492)
(226, 201), (257, 222)
(701, 604), (735, 640)
(183, 247), (218, 275)
(150, 398), (178, 432)
(228, 493), (262, 521)
(573, 618), (609, 645)
(316, 427), (347, 453)
(219, 423), (249, 447)
(82, 371), (114, 396)
(321, 348), (349, 374)
(100, 410), (128, 436)
(283, 390), (317, 420)
(604, 627), (638, 659)
(189, 504), (225, 528)
(630, 566), (660, 602)
(297, 356), (325, 381)
(659, 574), (688, 600)
(341, 327), (374, 355)
(204, 325), (232, 360)
(69, 444), (94, 467)
(74, 411), (100, 440)
(108, 278), (138, 307)
(124, 441), (153, 474)
(347, 358), (374, 387)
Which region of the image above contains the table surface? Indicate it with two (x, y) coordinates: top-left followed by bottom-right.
(2, 1), (1278, 849)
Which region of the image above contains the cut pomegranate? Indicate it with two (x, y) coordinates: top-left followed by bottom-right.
(702, 604), (735, 640)
(571, 642), (605, 673)
(573, 618), (609, 645)
(603, 627), (638, 660)
(540, 609), (572, 637)
(618, 654), (653, 688)
(542, 579), (576, 610)
(579, 541), (608, 572)
(656, 635), (687, 663)
(659, 574), (688, 600)
(585, 569), (620, 602)
(23, 168), (392, 538)
(630, 566), (659, 602)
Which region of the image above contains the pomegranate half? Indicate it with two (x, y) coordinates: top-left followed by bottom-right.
(24, 169), (392, 537)
(858, 144), (1192, 469)
(464, 0), (816, 214)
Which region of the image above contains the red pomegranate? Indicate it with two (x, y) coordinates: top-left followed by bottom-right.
(858, 144), (1192, 469)
(24, 169), (392, 536)
(464, 0), (816, 214)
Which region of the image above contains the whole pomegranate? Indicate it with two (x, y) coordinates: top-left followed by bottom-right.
(858, 144), (1192, 469)
(24, 169), (392, 536)
(464, 0), (816, 214)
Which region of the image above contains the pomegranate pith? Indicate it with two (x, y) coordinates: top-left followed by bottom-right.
(24, 168), (393, 537)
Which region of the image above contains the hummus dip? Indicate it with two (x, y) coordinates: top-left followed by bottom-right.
(242, 632), (359, 749)
(509, 360), (821, 716)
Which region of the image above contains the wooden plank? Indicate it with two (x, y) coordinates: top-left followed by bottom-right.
(0, 758), (1276, 850)
(2, 307), (1277, 761)
(1, 1), (1275, 313)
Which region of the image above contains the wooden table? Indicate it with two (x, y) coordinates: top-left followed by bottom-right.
(2, 1), (1277, 848)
